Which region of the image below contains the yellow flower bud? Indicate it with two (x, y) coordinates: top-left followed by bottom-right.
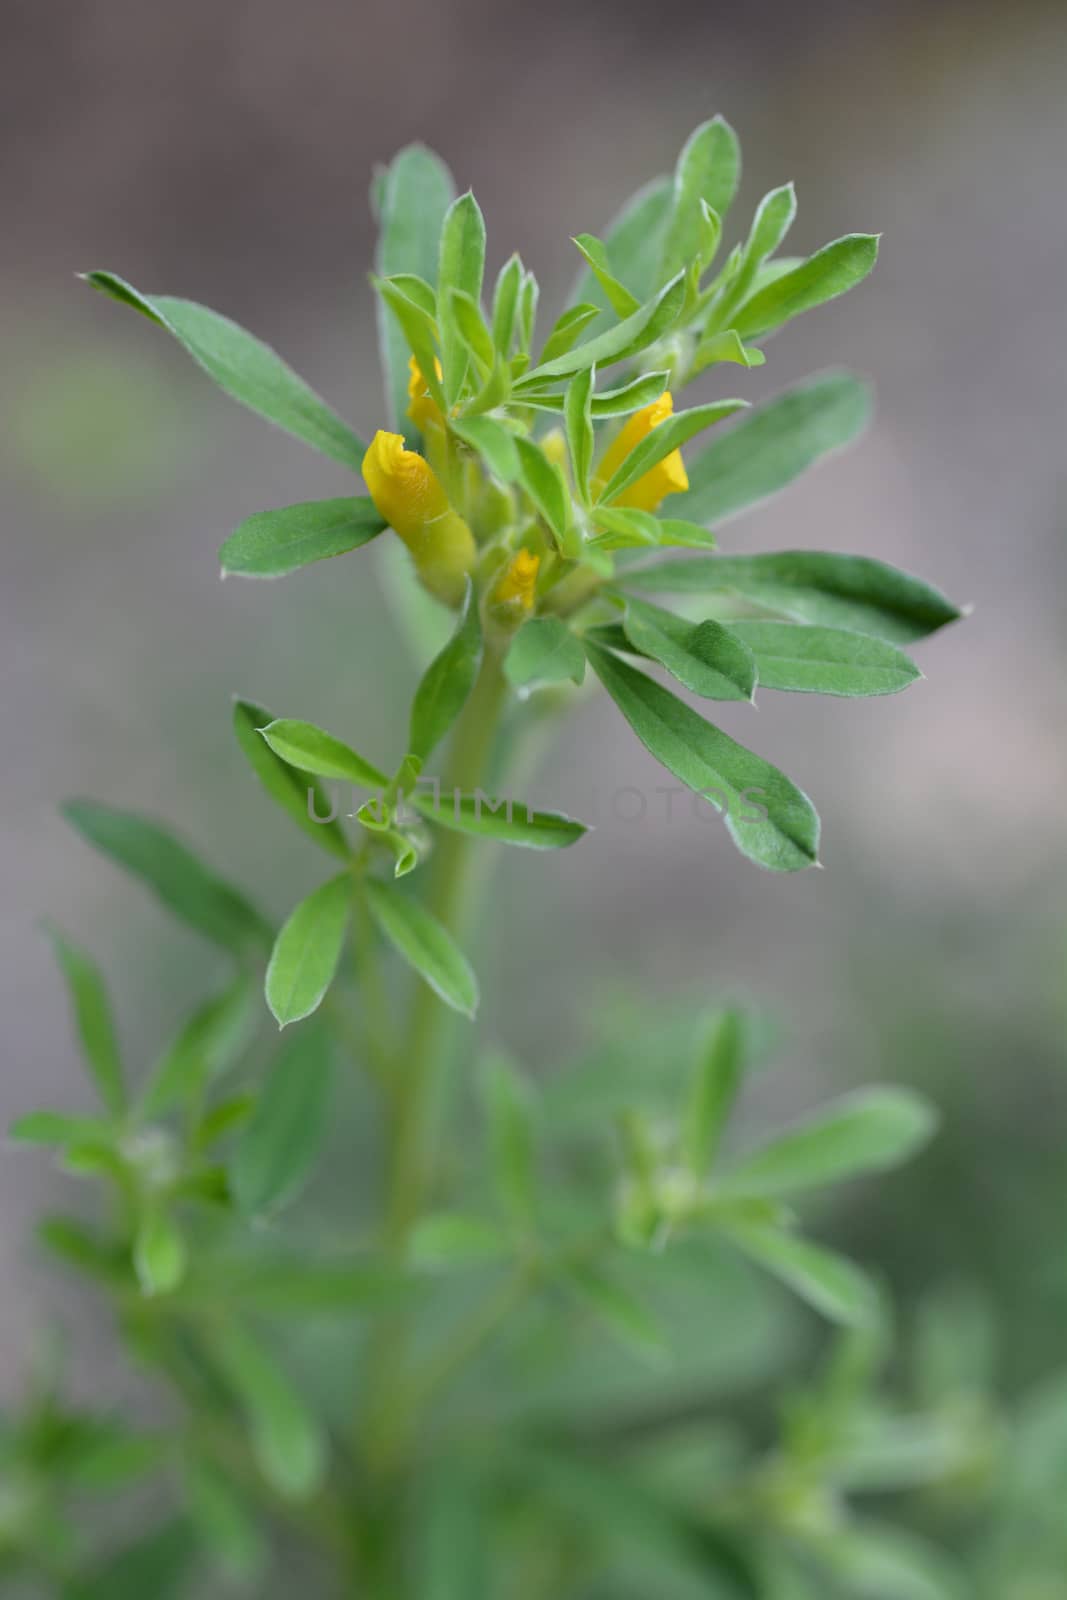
(593, 392), (689, 512)
(540, 427), (569, 473)
(362, 430), (476, 607)
(490, 548), (540, 614)
(407, 355), (445, 436)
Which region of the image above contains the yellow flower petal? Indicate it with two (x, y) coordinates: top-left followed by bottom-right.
(491, 548), (540, 611)
(407, 354), (445, 435)
(362, 430), (476, 606)
(594, 391), (689, 512)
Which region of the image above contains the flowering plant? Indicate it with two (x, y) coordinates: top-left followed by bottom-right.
(4, 120), (993, 1599)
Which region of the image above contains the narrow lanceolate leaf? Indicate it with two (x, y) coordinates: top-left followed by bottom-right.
(365, 879), (478, 1017)
(409, 579), (483, 761)
(585, 644), (819, 872)
(134, 1206), (187, 1296)
(682, 1009), (745, 1178)
(142, 974), (257, 1119)
(411, 791), (589, 850)
(661, 116), (741, 277)
(571, 235), (640, 317)
(726, 1222), (879, 1326)
(710, 183), (797, 326)
(375, 277), (445, 412)
(491, 254), (523, 355)
(571, 177), (673, 312)
(438, 192), (488, 403)
(409, 1211), (509, 1268)
(668, 372), (872, 527)
(8, 1110), (114, 1147)
(258, 720), (387, 789)
(618, 551), (962, 644)
(219, 498), (385, 579)
(233, 1021), (334, 1212)
(564, 364), (595, 501)
(596, 399), (748, 506)
(727, 622), (921, 697)
(733, 234), (880, 341)
(589, 507), (716, 552)
(375, 145), (456, 445)
(505, 617), (586, 689)
(520, 371), (670, 420)
(233, 699), (351, 860)
(45, 927), (125, 1115)
(619, 595), (757, 701)
(518, 272), (686, 385)
(719, 1087), (938, 1199)
(690, 330), (765, 375)
(212, 1321), (326, 1499)
(449, 416), (519, 483)
(62, 800), (272, 955)
(514, 435), (571, 548)
(265, 874), (352, 1028)
(536, 304), (602, 366)
(84, 272), (365, 468)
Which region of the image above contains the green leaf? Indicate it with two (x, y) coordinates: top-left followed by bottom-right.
(219, 497), (384, 579)
(365, 879), (477, 1017)
(62, 800), (272, 955)
(374, 144), (455, 445)
(386, 271), (437, 317)
(517, 271), (540, 354)
(589, 507), (717, 552)
(8, 1110), (114, 1146)
(233, 699), (351, 859)
(37, 1215), (131, 1286)
(661, 116), (741, 277)
(438, 192), (487, 403)
(619, 595), (757, 701)
(449, 287), (495, 373)
(411, 790), (588, 850)
(449, 415), (520, 482)
(565, 1263), (665, 1358)
(409, 579), (483, 761)
(232, 1021), (334, 1214)
(727, 1222), (879, 1326)
(669, 372), (872, 526)
(519, 272), (686, 385)
(619, 550), (961, 645)
(265, 873), (352, 1028)
(483, 1054), (537, 1226)
(690, 329), (766, 375)
(133, 1206), (187, 1296)
(409, 1212), (510, 1269)
(585, 644), (819, 872)
(596, 398), (748, 506)
(564, 365), (595, 502)
(491, 253), (523, 354)
(682, 1010), (745, 1178)
(514, 436), (571, 548)
(194, 1250), (401, 1315)
(519, 369), (669, 419)
(375, 277), (446, 412)
(733, 234), (880, 340)
(535, 303), (602, 366)
(43, 927), (125, 1115)
(212, 1321), (326, 1499)
(142, 975), (256, 1118)
(710, 182), (797, 326)
(258, 719), (387, 789)
(505, 617), (586, 689)
(728, 622), (921, 697)
(572, 177), (674, 310)
(571, 234), (640, 317)
(720, 1087), (938, 1199)
(84, 271), (365, 468)
(184, 1459), (265, 1583)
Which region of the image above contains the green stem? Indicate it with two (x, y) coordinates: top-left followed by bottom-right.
(360, 640), (510, 1511)
(383, 641), (510, 1247)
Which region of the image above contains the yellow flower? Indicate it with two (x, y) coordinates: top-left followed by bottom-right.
(407, 355), (445, 436)
(490, 548), (540, 613)
(362, 430), (476, 607)
(593, 392), (689, 512)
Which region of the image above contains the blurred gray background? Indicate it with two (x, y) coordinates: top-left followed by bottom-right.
(3, 0), (1066, 1398)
